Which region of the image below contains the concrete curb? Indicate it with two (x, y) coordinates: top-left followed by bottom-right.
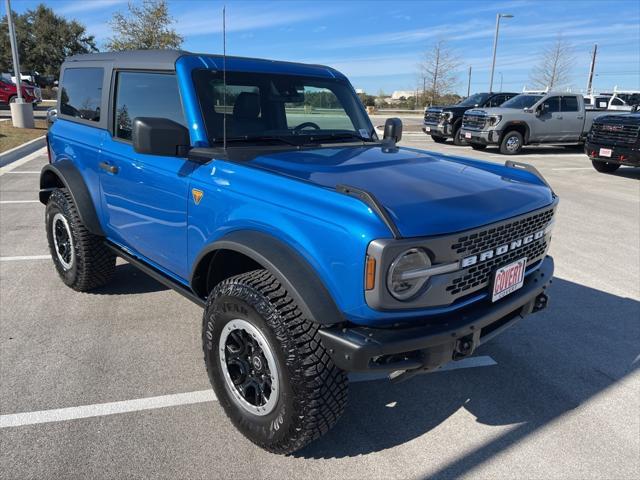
(0, 135), (46, 168)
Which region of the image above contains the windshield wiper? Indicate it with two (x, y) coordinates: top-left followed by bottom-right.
(212, 135), (301, 147)
(304, 132), (375, 143)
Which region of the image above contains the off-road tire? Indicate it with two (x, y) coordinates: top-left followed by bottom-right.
(500, 130), (523, 155)
(470, 143), (487, 150)
(45, 188), (115, 291)
(591, 160), (620, 173)
(431, 135), (447, 144)
(453, 127), (467, 146)
(203, 269), (348, 454)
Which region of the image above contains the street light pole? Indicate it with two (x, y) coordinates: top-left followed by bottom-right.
(5, 0), (22, 101)
(489, 13), (513, 93)
(4, 0), (34, 128)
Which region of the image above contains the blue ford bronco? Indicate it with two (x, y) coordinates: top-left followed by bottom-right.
(42, 50), (557, 454)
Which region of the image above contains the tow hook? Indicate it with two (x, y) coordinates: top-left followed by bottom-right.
(453, 335), (475, 360)
(532, 292), (549, 313)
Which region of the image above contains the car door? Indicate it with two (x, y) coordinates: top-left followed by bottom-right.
(98, 70), (193, 280)
(559, 96), (583, 142)
(533, 96), (562, 142)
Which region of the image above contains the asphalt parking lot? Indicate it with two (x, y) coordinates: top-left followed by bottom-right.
(1, 128), (638, 479)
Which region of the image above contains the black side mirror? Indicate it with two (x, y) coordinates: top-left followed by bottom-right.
(383, 118), (403, 143)
(132, 117), (190, 157)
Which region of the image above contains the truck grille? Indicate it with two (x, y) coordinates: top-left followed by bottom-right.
(445, 207), (555, 297)
(462, 113), (486, 130)
(590, 122), (639, 145)
(424, 110), (442, 124)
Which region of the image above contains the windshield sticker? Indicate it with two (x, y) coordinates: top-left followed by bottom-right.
(359, 129), (370, 139)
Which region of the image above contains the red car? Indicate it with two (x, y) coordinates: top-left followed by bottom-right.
(0, 77), (40, 105)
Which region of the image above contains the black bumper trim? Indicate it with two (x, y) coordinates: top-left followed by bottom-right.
(320, 256), (554, 372)
(585, 141), (640, 166)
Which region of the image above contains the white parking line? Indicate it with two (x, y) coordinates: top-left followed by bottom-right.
(0, 200), (40, 204)
(0, 147), (46, 176)
(0, 255), (50, 261)
(3, 170), (40, 174)
(549, 167), (593, 171)
(0, 390), (216, 428)
(0, 355), (497, 428)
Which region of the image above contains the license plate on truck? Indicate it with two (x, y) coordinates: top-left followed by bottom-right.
(492, 257), (527, 302)
(465, 132), (472, 139)
(599, 148), (612, 158)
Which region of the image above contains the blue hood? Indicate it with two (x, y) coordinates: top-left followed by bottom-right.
(249, 145), (554, 238)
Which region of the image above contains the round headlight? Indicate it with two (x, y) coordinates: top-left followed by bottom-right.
(387, 248), (431, 300)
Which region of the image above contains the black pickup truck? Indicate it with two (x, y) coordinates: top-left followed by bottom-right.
(423, 92), (518, 145)
(585, 112), (640, 172)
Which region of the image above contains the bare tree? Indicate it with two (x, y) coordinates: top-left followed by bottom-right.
(419, 40), (461, 107)
(529, 36), (574, 90)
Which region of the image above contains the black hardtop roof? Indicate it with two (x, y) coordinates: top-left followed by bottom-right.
(64, 49), (334, 72)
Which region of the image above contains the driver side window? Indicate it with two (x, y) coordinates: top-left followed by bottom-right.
(542, 96), (561, 113)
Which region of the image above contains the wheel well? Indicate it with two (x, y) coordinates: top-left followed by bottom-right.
(39, 169), (65, 204)
(192, 249), (263, 299)
(502, 124), (528, 143)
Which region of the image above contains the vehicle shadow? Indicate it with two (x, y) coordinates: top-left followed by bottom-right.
(611, 167), (640, 180)
(295, 277), (639, 467)
(90, 262), (169, 295)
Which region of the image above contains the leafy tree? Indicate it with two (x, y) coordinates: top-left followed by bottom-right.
(529, 35), (574, 90)
(0, 4), (96, 78)
(106, 0), (183, 51)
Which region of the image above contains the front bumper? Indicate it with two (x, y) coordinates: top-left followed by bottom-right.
(460, 128), (501, 145)
(423, 123), (452, 137)
(585, 141), (640, 166)
(320, 256), (553, 373)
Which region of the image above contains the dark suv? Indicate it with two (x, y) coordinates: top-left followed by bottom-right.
(423, 92), (518, 145)
(585, 112), (640, 172)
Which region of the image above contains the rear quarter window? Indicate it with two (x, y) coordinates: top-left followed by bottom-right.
(60, 68), (103, 122)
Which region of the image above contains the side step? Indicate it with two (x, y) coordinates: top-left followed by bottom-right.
(104, 241), (206, 308)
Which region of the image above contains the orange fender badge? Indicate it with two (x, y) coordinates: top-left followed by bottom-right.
(192, 189), (204, 205)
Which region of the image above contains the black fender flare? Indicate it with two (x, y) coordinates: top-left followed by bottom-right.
(191, 230), (344, 326)
(500, 121), (531, 144)
(39, 160), (104, 236)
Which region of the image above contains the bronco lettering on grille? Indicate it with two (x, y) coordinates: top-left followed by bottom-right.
(460, 229), (545, 268)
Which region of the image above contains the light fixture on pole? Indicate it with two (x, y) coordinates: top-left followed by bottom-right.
(489, 13), (513, 93)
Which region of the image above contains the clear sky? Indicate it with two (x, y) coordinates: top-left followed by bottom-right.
(4, 0), (640, 95)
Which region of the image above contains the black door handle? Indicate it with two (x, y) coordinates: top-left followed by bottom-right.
(99, 161), (118, 174)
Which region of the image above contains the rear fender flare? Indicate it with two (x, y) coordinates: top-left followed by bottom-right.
(39, 160), (104, 236)
(191, 230), (344, 326)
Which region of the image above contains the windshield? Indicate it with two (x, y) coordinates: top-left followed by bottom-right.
(457, 93), (491, 107)
(192, 70), (374, 145)
(501, 94), (543, 109)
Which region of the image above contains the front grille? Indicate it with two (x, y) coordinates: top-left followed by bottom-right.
(424, 110), (442, 124)
(446, 240), (547, 296)
(462, 114), (486, 130)
(452, 208), (554, 256)
(445, 207), (555, 298)
(590, 122), (639, 145)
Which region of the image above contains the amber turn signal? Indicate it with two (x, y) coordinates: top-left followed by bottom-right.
(365, 256), (376, 290)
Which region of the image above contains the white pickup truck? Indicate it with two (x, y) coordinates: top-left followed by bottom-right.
(460, 92), (608, 154)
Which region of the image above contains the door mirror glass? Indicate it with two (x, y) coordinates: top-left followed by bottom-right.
(132, 117), (190, 157)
